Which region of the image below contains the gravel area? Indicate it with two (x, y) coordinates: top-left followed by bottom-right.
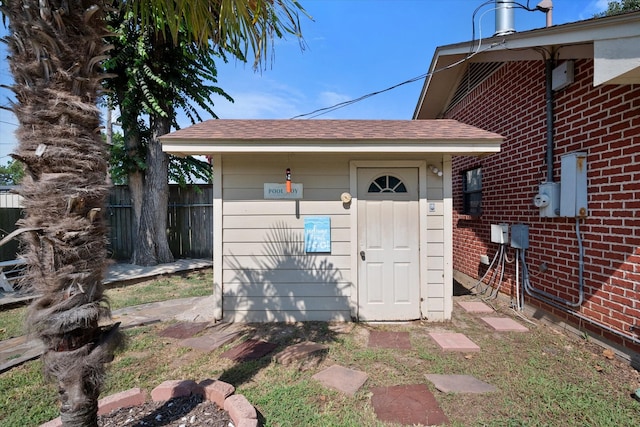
(98, 394), (232, 427)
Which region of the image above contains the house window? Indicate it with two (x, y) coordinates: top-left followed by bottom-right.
(368, 175), (407, 193)
(462, 167), (482, 215)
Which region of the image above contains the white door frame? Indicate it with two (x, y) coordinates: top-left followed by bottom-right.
(349, 160), (427, 320)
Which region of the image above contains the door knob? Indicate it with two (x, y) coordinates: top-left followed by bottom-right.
(360, 251), (366, 261)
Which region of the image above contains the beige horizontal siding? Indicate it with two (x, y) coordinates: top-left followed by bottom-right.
(223, 308), (351, 323)
(425, 176), (445, 319)
(221, 154), (353, 322)
(223, 188), (349, 202)
(223, 214), (351, 229)
(223, 174), (349, 189)
(222, 268), (351, 283)
(224, 227), (351, 242)
(223, 254), (351, 270)
(219, 153), (449, 322)
(223, 200), (350, 216)
(224, 295), (351, 311)
(223, 242), (350, 256)
(223, 282), (351, 297)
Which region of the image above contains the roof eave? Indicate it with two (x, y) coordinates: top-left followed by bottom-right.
(414, 11), (640, 119)
(161, 139), (502, 156)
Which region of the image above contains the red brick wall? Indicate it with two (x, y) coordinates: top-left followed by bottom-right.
(445, 59), (640, 353)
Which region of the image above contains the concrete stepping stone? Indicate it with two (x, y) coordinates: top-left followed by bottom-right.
(158, 322), (210, 339)
(274, 341), (329, 365)
(481, 317), (529, 332)
(457, 301), (494, 313)
(370, 384), (448, 426)
(429, 332), (480, 352)
(220, 339), (278, 362)
(179, 323), (241, 352)
(425, 374), (498, 393)
(312, 365), (368, 396)
(368, 331), (412, 349)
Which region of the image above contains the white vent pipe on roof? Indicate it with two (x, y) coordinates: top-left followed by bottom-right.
(494, 0), (515, 36)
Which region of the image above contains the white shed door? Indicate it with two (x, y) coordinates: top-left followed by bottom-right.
(357, 168), (420, 321)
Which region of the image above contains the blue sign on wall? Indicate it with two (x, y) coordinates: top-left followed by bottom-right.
(304, 217), (331, 253)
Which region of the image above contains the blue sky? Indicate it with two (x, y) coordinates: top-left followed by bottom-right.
(0, 0), (609, 163)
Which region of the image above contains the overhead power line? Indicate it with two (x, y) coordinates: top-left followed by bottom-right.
(290, 73), (428, 120)
(291, 40), (499, 120)
(292, 0), (543, 120)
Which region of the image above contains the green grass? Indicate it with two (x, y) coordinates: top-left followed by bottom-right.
(0, 361), (58, 427)
(0, 306), (27, 341)
(1, 274), (639, 427)
(0, 269), (212, 340)
(240, 365), (382, 427)
(0, 269), (213, 426)
(106, 270), (212, 309)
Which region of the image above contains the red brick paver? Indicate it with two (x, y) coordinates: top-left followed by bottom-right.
(429, 332), (481, 352)
(220, 339), (277, 361)
(312, 364), (368, 396)
(368, 331), (412, 349)
(370, 384), (448, 426)
(151, 379), (201, 401)
(481, 317), (529, 332)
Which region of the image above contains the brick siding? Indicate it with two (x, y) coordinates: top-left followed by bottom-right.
(445, 59), (640, 353)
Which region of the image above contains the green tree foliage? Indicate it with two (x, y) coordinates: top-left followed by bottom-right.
(103, 1), (308, 266)
(103, 10), (238, 265)
(107, 130), (212, 186)
(1, 1), (307, 424)
(127, 0), (308, 69)
(103, 10), (229, 186)
(0, 159), (24, 185)
(596, 0), (640, 16)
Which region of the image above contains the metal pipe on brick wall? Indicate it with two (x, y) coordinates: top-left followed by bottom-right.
(545, 57), (555, 182)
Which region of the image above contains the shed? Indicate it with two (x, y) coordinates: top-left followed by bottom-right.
(161, 119), (502, 322)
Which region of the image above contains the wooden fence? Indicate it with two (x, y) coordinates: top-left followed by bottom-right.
(0, 185), (213, 262)
(107, 185), (213, 260)
(0, 208), (22, 262)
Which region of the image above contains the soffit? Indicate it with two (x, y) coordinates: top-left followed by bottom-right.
(414, 11), (640, 119)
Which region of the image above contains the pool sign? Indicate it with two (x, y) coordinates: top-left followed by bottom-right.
(264, 183), (303, 199)
(304, 216), (331, 253)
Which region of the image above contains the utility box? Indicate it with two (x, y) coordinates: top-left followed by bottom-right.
(560, 152), (588, 217)
(534, 182), (560, 217)
(552, 60), (575, 91)
(490, 223), (509, 244)
(511, 224), (529, 249)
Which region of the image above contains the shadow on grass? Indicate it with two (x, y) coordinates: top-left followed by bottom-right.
(218, 321), (336, 387)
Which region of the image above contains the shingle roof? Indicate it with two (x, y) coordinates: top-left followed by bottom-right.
(161, 119), (502, 141)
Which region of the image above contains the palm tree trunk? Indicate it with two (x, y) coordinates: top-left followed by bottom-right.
(4, 1), (123, 425)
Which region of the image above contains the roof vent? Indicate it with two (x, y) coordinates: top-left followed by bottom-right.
(494, 0), (515, 36)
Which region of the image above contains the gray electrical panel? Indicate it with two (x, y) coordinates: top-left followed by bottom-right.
(511, 224), (529, 249)
(560, 152), (588, 217)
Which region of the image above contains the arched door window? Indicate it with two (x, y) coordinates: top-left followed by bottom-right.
(368, 175), (407, 193)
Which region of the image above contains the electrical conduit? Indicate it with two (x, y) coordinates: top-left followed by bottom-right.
(521, 219), (639, 345)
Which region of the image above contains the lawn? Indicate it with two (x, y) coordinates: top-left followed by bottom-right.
(1, 269), (638, 426)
